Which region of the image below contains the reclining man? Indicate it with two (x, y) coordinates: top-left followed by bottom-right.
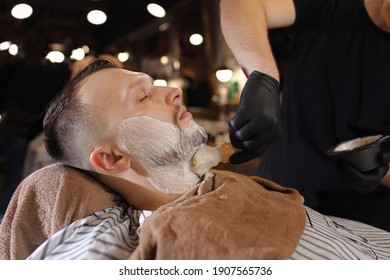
(40, 58), (307, 259)
(3, 59), (390, 260)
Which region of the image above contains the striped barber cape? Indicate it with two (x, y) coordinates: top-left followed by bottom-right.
(28, 206), (390, 260)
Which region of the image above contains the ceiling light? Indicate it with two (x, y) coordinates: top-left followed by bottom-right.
(82, 45), (90, 53)
(71, 48), (86, 60)
(118, 52), (130, 62)
(11, 3), (33, 19)
(160, 56), (169, 65)
(8, 44), (18, 56)
(173, 60), (181, 70)
(189, 33), (203, 46)
(154, 79), (167, 86)
(216, 68), (233, 83)
(87, 10), (107, 25)
(147, 3), (166, 18)
(0, 41), (11, 51)
(46, 51), (65, 63)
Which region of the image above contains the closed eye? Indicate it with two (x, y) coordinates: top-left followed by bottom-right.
(139, 94), (149, 102)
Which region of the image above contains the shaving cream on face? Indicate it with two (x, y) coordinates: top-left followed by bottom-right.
(117, 116), (207, 194)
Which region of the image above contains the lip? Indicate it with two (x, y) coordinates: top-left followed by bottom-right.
(179, 106), (192, 120)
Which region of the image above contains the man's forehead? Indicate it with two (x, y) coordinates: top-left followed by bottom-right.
(78, 68), (151, 101)
(88, 67), (142, 79)
(91, 69), (153, 90)
(80, 68), (146, 91)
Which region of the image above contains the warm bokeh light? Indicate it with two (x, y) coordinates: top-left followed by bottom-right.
(49, 43), (66, 51)
(173, 60), (181, 70)
(82, 45), (90, 53)
(46, 51), (65, 63)
(160, 56), (169, 65)
(154, 79), (167, 86)
(189, 33), (203, 46)
(11, 3), (33, 19)
(87, 10), (107, 25)
(8, 44), (18, 56)
(147, 3), (166, 18)
(71, 48), (86, 60)
(216, 68), (233, 83)
(167, 78), (185, 89)
(0, 41), (11, 51)
(117, 52), (130, 62)
(158, 22), (170, 31)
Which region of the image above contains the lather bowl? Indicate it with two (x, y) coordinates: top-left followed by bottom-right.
(327, 135), (390, 172)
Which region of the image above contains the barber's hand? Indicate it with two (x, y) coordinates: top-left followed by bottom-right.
(335, 156), (390, 193)
(229, 70), (282, 164)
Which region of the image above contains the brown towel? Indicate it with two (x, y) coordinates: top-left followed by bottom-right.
(130, 170), (306, 260)
(0, 163), (123, 260)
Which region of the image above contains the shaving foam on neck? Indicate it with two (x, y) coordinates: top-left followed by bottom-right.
(191, 142), (236, 177)
(117, 116), (207, 194)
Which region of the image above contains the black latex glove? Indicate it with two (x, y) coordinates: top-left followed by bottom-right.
(229, 70), (282, 164)
(335, 153), (390, 193)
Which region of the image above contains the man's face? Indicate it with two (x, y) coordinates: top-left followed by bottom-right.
(116, 111), (207, 194)
(117, 116), (207, 168)
(79, 68), (195, 137)
(79, 68), (207, 179)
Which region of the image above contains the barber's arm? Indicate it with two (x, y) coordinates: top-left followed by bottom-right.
(219, 0), (295, 77)
(380, 168), (390, 187)
(381, 0), (390, 31)
(365, 0), (390, 32)
(380, 152), (390, 187)
(219, 0), (295, 163)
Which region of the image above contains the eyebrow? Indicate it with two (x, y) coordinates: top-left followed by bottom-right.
(128, 75), (154, 92)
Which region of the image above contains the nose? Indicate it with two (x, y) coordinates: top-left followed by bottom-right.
(153, 86), (182, 106)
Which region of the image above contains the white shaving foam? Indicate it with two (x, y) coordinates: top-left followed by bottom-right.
(117, 116), (207, 194)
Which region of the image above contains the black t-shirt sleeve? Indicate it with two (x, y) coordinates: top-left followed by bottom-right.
(293, 0), (370, 31)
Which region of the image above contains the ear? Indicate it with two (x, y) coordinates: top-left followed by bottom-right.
(90, 145), (130, 174)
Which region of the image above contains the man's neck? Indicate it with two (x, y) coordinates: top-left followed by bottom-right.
(145, 160), (201, 194)
(91, 172), (182, 211)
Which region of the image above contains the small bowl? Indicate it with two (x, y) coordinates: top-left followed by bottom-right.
(327, 135), (390, 172)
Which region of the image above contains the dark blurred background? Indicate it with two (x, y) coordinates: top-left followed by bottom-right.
(0, 0), (290, 218)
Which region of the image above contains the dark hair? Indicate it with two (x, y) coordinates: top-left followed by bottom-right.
(43, 58), (117, 169)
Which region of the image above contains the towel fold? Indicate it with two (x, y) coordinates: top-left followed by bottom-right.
(1, 164), (306, 260)
(0, 163), (123, 260)
(130, 170), (306, 260)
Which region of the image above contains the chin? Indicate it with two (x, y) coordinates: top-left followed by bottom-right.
(179, 116), (194, 130)
(145, 161), (201, 195)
